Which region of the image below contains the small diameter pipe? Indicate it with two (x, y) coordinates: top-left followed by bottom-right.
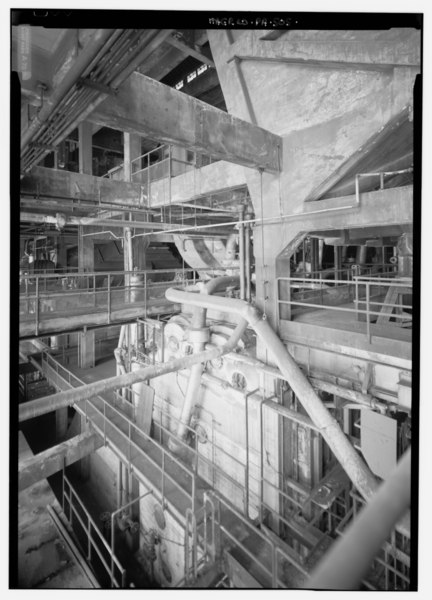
(164, 289), (378, 501)
(19, 319), (248, 423)
(21, 29), (116, 151)
(307, 449), (411, 590)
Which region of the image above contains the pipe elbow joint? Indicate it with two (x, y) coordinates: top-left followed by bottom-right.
(241, 302), (263, 327)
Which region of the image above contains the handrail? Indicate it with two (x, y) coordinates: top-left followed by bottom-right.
(43, 351), (347, 587)
(277, 275), (412, 342)
(63, 473), (126, 588)
(20, 266), (232, 283)
(42, 352), (196, 517)
(20, 268), (237, 333)
(208, 491), (308, 588)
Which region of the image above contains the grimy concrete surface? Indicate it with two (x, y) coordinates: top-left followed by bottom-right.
(17, 431), (93, 588)
(208, 29), (418, 332)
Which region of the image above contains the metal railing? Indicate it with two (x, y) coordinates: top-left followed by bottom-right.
(335, 491), (411, 590)
(206, 491), (309, 588)
(41, 352), (350, 588)
(277, 274), (412, 342)
(355, 169), (413, 205)
(42, 352), (198, 519)
(291, 264), (396, 286)
(20, 267), (234, 334)
(62, 473), (126, 588)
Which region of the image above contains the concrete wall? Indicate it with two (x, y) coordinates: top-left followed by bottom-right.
(208, 29), (419, 329)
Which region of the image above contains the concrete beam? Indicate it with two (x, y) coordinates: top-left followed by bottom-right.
(90, 72), (282, 172)
(21, 162), (248, 211)
(19, 302), (181, 338)
(150, 160), (247, 207)
(229, 29), (420, 70)
(21, 166), (146, 206)
(165, 36), (215, 67)
(299, 185), (413, 231)
(18, 430), (103, 491)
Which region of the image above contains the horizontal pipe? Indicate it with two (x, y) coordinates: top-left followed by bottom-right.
(227, 352), (391, 411)
(19, 320), (247, 423)
(307, 449), (411, 590)
(164, 288), (378, 501)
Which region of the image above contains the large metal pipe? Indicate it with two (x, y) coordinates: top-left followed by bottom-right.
(245, 220), (252, 301)
(307, 449), (411, 590)
(19, 319), (247, 423)
(171, 276), (241, 448)
(164, 288), (378, 500)
(238, 207), (246, 300)
(226, 352), (391, 412)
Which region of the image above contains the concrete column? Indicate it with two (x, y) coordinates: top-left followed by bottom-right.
(78, 121), (93, 175)
(310, 238), (319, 276)
(79, 329), (95, 369)
(57, 236), (67, 272)
(123, 132), (141, 182)
(78, 225), (95, 368)
(55, 407), (68, 441)
(334, 246), (342, 279)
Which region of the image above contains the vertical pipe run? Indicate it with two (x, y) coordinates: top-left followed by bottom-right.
(169, 276), (242, 451)
(245, 219), (252, 301)
(334, 246), (341, 282)
(239, 207), (246, 300)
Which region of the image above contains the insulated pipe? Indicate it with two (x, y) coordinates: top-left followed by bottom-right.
(307, 449), (411, 590)
(224, 233), (238, 262)
(225, 352), (391, 412)
(170, 276), (241, 449)
(245, 221), (252, 302)
(164, 289), (378, 501)
(19, 320), (248, 423)
(238, 207), (246, 300)
(21, 29), (116, 151)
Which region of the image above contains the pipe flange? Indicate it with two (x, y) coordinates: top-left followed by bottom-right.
(188, 327), (210, 344)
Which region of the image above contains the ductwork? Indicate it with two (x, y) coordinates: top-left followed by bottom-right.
(164, 288), (378, 501)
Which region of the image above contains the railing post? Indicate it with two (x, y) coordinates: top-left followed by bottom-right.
(366, 282), (371, 343)
(107, 275), (111, 324)
(144, 272), (147, 318)
(355, 277), (359, 318)
(128, 422), (131, 473)
(162, 451), (165, 506)
(35, 276), (39, 336)
(111, 512), (115, 588)
(147, 152), (150, 206)
(272, 545), (277, 588)
(87, 520), (92, 561)
(192, 473), (196, 516)
(168, 144), (172, 221)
